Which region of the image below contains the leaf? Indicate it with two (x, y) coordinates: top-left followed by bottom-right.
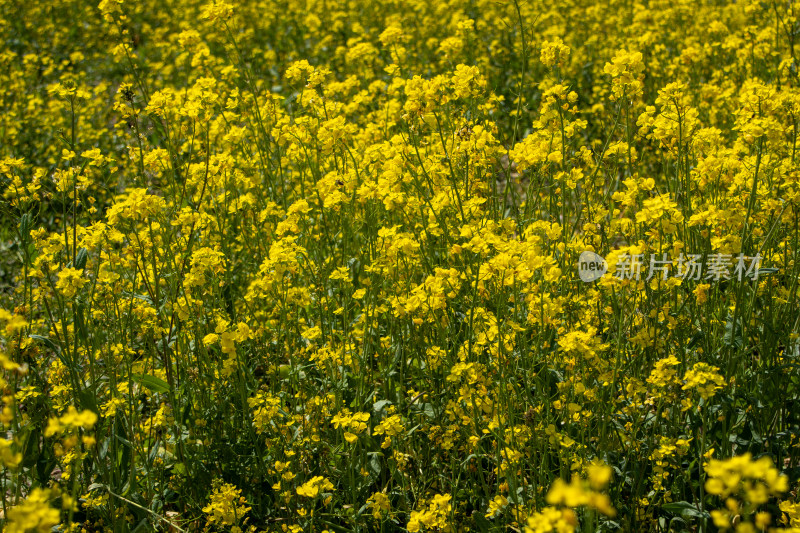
(687, 330), (704, 350)
(367, 452), (381, 480)
(171, 463), (186, 476)
(132, 293), (154, 305)
(473, 512), (493, 530)
(372, 400), (392, 414)
(29, 334), (60, 354)
(723, 314), (743, 349)
(318, 519), (350, 533)
(75, 247), (88, 270)
(131, 373), (170, 394)
(130, 518), (151, 533)
(21, 426), (41, 469)
(418, 402), (436, 418)
(18, 213), (32, 241)
(78, 387), (98, 413)
(74, 304), (89, 347)
(662, 501), (710, 520)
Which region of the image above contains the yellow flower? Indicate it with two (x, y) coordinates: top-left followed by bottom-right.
(379, 24), (405, 46)
(682, 363), (725, 400)
(296, 476), (334, 498)
(367, 492), (391, 519)
(44, 406), (98, 436)
(5, 488), (60, 533)
(202, 480), (250, 527)
(200, 1), (233, 22)
(540, 37), (571, 68)
(705, 453), (787, 506)
(587, 461), (613, 490)
(485, 494), (508, 519)
(407, 494), (451, 532)
(545, 473), (616, 518)
(55, 267), (87, 298)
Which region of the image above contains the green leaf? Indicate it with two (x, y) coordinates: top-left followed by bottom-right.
(367, 452), (381, 480)
(662, 501), (710, 520)
(18, 213), (32, 242)
(29, 334), (60, 354)
(78, 387), (98, 413)
(21, 426), (41, 469)
(372, 400), (392, 414)
(131, 373), (170, 394)
(74, 304), (89, 347)
(75, 247), (88, 270)
(318, 519), (350, 533)
(687, 330), (704, 350)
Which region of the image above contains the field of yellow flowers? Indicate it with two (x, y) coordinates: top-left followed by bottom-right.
(2, 0), (800, 531)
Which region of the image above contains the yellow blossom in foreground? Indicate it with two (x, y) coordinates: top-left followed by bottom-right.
(705, 453), (787, 505)
(6, 488), (60, 533)
(525, 462), (616, 532)
(44, 406), (98, 436)
(525, 507), (577, 533)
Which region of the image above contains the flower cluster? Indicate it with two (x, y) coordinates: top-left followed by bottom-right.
(705, 454), (789, 531)
(202, 480), (251, 530)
